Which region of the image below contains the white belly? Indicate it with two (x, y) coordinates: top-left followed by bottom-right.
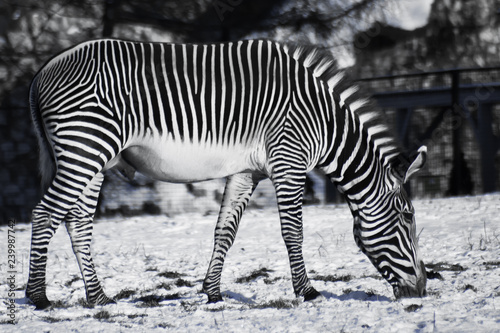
(119, 137), (265, 183)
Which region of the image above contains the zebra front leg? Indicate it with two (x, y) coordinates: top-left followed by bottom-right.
(273, 170), (321, 301)
(65, 172), (115, 306)
(203, 172), (262, 303)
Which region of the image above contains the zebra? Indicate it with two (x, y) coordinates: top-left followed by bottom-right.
(27, 38), (427, 310)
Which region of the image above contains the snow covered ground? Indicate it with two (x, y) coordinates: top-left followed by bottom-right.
(1, 194), (499, 332)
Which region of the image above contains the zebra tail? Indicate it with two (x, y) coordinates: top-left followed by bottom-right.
(29, 74), (56, 195)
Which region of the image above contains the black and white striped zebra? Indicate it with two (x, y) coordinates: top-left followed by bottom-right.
(27, 39), (427, 309)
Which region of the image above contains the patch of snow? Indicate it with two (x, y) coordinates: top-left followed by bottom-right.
(1, 194), (499, 332)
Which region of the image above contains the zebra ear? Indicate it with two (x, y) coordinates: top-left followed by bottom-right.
(393, 146), (427, 184)
(403, 146), (427, 183)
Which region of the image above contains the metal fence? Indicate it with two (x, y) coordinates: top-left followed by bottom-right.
(357, 67), (500, 197)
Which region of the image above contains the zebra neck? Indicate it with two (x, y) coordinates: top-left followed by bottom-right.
(321, 117), (399, 204)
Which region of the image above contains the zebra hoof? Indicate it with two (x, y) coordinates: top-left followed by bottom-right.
(88, 293), (116, 307)
(303, 289), (322, 302)
(26, 291), (52, 310)
(100, 298), (117, 306)
(94, 296), (116, 306)
(33, 297), (53, 310)
(206, 295), (223, 304)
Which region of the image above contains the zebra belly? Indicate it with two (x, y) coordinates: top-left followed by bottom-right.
(118, 140), (262, 183)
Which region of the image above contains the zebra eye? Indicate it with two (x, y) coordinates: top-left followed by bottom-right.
(402, 211), (413, 221)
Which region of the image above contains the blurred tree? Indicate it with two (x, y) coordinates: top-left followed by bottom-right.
(0, 0), (103, 98)
(354, 0), (500, 75)
(0, 0), (395, 97)
(0, 0), (103, 221)
(105, 0), (393, 63)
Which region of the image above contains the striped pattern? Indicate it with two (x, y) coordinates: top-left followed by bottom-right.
(38, 40), (289, 145)
(27, 39), (426, 309)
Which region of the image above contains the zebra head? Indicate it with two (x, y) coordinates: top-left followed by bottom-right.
(351, 146), (427, 299)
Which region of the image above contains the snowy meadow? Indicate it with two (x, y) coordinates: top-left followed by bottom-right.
(1, 194), (499, 332)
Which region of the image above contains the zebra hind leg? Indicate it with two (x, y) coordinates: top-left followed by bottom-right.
(26, 171), (105, 309)
(273, 169), (321, 301)
(65, 172), (115, 306)
(26, 204), (64, 310)
(203, 172), (262, 303)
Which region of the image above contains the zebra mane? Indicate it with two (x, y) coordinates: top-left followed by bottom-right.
(282, 42), (402, 165)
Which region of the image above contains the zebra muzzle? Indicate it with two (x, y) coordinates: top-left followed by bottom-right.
(394, 261), (427, 298)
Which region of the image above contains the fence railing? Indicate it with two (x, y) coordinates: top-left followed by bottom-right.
(356, 67), (500, 195)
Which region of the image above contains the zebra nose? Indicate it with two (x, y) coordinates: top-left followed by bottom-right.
(394, 261), (427, 299)
(394, 283), (426, 298)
